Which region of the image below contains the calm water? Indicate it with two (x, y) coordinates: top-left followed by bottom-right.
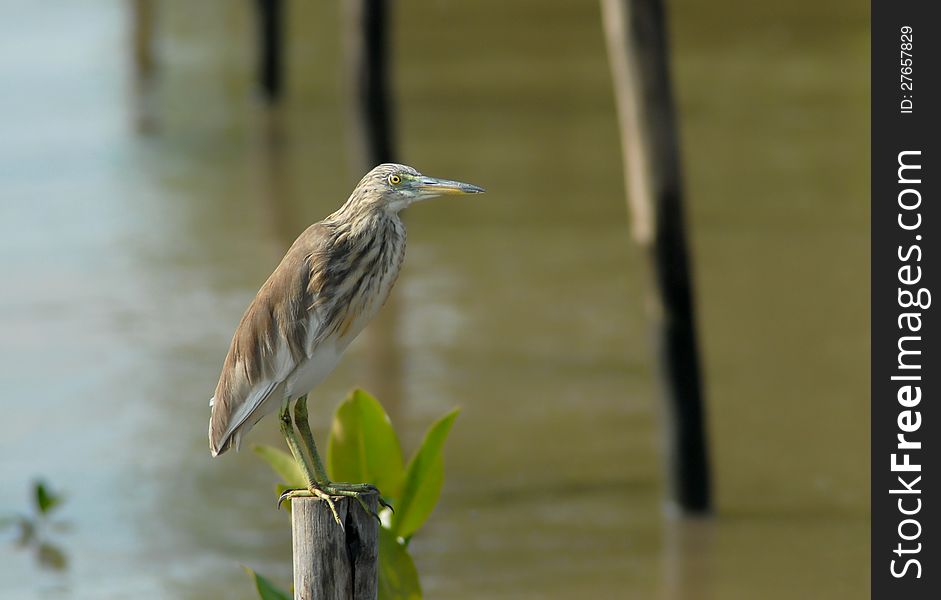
(0, 0), (868, 598)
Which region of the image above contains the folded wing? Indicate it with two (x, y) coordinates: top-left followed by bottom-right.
(208, 225), (330, 456)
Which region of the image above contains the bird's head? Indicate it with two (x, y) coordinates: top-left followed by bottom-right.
(350, 163), (485, 213)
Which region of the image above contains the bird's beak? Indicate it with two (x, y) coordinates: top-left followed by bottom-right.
(415, 176), (485, 196)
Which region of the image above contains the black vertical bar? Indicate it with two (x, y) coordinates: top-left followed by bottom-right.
(256, 0), (283, 103)
(872, 1), (937, 598)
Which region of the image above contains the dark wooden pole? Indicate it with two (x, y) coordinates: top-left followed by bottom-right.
(344, 0), (395, 170)
(291, 496), (380, 600)
(255, 0), (284, 103)
(600, 0), (712, 514)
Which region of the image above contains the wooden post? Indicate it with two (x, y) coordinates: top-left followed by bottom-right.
(600, 0), (712, 514)
(291, 496), (380, 600)
(255, 0), (284, 103)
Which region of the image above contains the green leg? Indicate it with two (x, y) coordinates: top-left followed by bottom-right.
(291, 395), (392, 519)
(278, 398), (316, 486)
(277, 398), (342, 524)
(293, 395), (329, 484)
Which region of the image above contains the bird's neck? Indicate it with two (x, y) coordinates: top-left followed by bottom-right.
(316, 204), (407, 347)
(327, 204), (402, 241)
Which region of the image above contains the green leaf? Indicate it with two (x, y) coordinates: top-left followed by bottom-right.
(391, 409), (459, 538)
(34, 481), (62, 516)
(243, 567), (291, 600)
(378, 528), (422, 600)
(37, 542), (68, 571)
(252, 445), (306, 488)
(328, 389), (405, 499)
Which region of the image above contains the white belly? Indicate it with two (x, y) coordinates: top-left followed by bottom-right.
(284, 341), (343, 400)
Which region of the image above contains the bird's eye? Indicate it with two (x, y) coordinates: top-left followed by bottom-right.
(388, 174), (401, 185)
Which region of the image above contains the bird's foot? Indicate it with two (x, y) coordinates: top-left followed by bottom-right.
(321, 482), (394, 520)
(278, 482), (392, 526)
(278, 486), (344, 525)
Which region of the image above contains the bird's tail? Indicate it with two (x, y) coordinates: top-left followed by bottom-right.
(208, 396), (234, 457)
(209, 378), (284, 457)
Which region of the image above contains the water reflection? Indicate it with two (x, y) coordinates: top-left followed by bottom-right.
(662, 517), (715, 600)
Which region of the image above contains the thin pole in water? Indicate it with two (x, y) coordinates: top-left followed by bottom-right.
(600, 0), (712, 515)
(255, 0), (284, 103)
(344, 0), (396, 170)
(131, 0), (156, 80)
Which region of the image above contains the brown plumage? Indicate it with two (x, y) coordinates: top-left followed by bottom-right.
(208, 163), (483, 456)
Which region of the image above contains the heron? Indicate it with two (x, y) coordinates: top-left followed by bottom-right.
(208, 163), (484, 523)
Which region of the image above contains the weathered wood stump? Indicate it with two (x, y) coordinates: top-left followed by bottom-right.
(291, 496), (379, 600)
